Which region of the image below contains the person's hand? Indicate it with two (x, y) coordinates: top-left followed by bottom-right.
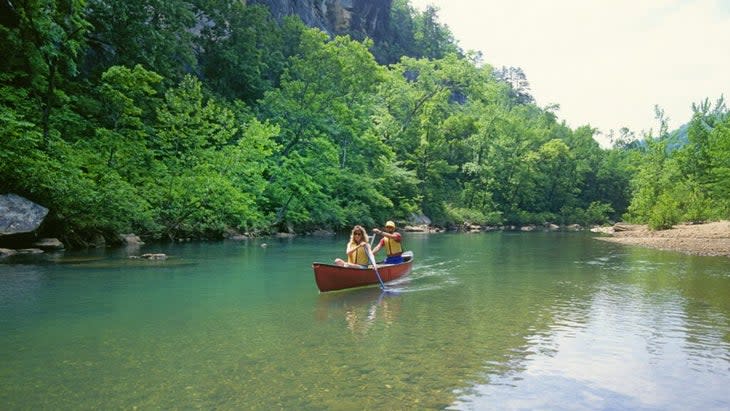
(373, 228), (382, 235)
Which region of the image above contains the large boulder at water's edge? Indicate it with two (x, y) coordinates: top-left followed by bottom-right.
(0, 193), (48, 235)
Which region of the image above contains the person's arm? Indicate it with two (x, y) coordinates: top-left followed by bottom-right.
(345, 242), (357, 256)
(374, 228), (400, 241)
(346, 242), (368, 257)
(371, 238), (384, 254)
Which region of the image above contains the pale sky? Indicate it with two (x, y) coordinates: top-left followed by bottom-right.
(410, 0), (730, 145)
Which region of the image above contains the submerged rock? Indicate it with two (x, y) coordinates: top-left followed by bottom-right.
(0, 248), (17, 258)
(16, 248), (44, 254)
(130, 253), (168, 260)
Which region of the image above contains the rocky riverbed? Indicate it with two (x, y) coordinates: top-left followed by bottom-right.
(593, 220), (730, 257)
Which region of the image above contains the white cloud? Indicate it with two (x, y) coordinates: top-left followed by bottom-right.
(409, 0), (730, 143)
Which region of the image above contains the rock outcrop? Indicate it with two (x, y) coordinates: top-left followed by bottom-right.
(248, 0), (391, 39)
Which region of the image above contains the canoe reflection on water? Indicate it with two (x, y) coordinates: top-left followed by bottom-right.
(315, 287), (403, 336)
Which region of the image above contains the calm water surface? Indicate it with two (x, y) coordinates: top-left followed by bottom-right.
(1, 232), (729, 410)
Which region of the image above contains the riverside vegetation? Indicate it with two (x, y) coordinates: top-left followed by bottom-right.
(1, 0), (729, 247)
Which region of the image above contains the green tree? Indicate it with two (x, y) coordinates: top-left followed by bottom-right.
(707, 113), (730, 214)
(411, 5), (460, 60)
(372, 1), (461, 63)
(92, 65), (163, 175)
(86, 0), (196, 81)
(258, 30), (388, 230)
(0, 0), (91, 145)
(155, 75), (237, 169)
(196, 2), (285, 103)
(378, 55), (487, 222)
(526, 139), (578, 214)
(145, 76), (277, 239)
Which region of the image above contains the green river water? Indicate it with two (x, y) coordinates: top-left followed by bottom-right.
(1, 232), (729, 410)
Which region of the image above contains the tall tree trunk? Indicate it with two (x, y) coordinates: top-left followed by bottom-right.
(41, 60), (56, 149)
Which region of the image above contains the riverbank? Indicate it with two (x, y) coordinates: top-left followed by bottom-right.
(593, 220), (730, 257)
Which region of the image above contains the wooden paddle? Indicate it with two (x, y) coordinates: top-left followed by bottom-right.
(364, 240), (386, 290)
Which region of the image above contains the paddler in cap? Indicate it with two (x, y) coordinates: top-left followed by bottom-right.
(372, 220), (404, 264)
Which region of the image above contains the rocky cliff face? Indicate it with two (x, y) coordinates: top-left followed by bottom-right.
(247, 0), (392, 40)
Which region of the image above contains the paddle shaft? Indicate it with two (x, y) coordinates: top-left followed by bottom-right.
(365, 241), (386, 290)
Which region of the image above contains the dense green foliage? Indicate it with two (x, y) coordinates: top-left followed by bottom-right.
(1, 1), (727, 245)
(625, 100), (730, 229)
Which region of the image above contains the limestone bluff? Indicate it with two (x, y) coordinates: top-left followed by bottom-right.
(246, 0), (392, 40)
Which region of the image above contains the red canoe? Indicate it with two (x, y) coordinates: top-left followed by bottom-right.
(312, 251), (414, 292)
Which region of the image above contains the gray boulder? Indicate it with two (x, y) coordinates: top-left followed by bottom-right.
(16, 248), (44, 254)
(0, 248), (17, 258)
(403, 224), (429, 232)
(0, 194), (49, 235)
(408, 213), (432, 226)
(141, 253), (167, 260)
(32, 238), (65, 250)
(119, 234), (143, 246)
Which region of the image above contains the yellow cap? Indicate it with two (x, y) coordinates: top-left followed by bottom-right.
(385, 220), (395, 228)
